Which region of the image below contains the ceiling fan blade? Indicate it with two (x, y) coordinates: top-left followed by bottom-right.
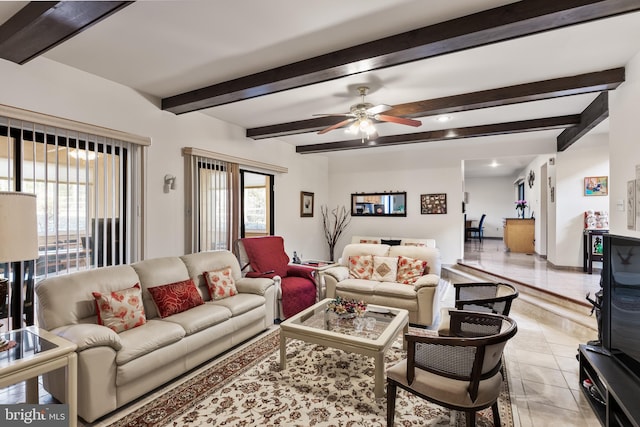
(366, 104), (392, 115)
(318, 118), (356, 134)
(374, 114), (422, 127)
(312, 113), (352, 117)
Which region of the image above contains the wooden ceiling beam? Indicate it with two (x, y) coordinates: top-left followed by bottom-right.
(162, 0), (640, 114)
(296, 116), (581, 154)
(0, 1), (133, 65)
(247, 68), (624, 139)
(557, 92), (609, 151)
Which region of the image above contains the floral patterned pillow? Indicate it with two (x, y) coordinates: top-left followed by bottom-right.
(204, 266), (238, 300)
(396, 256), (428, 285)
(348, 255), (374, 280)
(92, 283), (146, 333)
(372, 256), (399, 282)
(148, 279), (204, 318)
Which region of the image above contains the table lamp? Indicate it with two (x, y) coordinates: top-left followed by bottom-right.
(0, 192), (38, 330)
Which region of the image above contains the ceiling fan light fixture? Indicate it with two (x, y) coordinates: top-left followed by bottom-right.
(359, 118), (373, 132)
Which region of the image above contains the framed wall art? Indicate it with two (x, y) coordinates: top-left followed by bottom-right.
(584, 176), (608, 196)
(300, 191), (314, 217)
(421, 193), (447, 214)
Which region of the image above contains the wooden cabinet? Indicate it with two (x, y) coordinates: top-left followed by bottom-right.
(503, 218), (534, 253)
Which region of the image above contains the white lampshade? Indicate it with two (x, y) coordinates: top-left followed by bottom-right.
(0, 192), (39, 263)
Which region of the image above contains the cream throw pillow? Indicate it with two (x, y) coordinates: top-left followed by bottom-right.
(372, 256), (399, 282)
(396, 255), (428, 285)
(348, 255), (374, 279)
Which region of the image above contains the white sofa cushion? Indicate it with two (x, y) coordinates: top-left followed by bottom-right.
(389, 245), (441, 277)
(116, 319), (185, 365)
(160, 303), (231, 335)
(36, 265), (140, 330)
(340, 243), (390, 266)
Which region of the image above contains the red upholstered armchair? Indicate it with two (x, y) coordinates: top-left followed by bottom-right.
(235, 236), (317, 320)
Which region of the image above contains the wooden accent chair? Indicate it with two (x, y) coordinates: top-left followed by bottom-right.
(387, 311), (517, 427)
(438, 282), (518, 338)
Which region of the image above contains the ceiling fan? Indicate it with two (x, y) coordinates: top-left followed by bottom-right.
(314, 86), (422, 141)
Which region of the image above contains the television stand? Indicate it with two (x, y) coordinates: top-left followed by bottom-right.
(578, 344), (640, 426)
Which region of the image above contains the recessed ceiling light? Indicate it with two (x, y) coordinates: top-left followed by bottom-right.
(436, 115), (451, 123)
(490, 161), (499, 168)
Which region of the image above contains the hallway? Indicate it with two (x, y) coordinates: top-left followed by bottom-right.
(462, 238), (602, 305)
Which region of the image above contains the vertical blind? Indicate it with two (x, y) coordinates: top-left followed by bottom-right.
(186, 154), (240, 252)
(0, 114), (145, 278)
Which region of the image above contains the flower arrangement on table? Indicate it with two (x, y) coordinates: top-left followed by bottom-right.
(515, 199), (527, 218)
(326, 296), (367, 317)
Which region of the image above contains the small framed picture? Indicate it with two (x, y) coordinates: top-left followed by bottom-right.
(584, 176), (608, 196)
(421, 193), (447, 214)
(300, 191), (314, 217)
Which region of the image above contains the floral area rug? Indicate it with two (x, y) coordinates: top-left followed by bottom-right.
(104, 328), (513, 427)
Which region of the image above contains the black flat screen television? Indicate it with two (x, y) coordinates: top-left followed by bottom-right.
(602, 234), (640, 378)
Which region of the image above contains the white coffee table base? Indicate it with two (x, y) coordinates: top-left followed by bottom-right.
(280, 299), (409, 398)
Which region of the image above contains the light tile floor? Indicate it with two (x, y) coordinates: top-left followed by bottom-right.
(461, 239), (602, 426)
(462, 238), (602, 303)
(0, 240), (603, 426)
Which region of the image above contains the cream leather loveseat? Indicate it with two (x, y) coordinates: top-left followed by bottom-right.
(35, 251), (275, 423)
(323, 243), (441, 327)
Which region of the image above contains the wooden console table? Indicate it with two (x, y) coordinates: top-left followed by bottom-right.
(503, 218), (535, 254)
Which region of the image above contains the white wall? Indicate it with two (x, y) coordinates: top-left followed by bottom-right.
(550, 134), (609, 267)
(463, 176), (517, 239)
(0, 57), (329, 260)
(328, 165), (463, 265)
(610, 49), (640, 238)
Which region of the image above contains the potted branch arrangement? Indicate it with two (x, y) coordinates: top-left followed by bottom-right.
(321, 205), (351, 262)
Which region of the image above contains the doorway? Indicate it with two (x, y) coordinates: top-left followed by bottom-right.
(240, 170), (274, 237)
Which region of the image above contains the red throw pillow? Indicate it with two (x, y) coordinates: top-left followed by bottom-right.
(148, 279), (204, 318)
(92, 283), (146, 333)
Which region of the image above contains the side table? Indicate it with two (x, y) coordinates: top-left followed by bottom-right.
(0, 326), (77, 427)
(300, 261), (338, 301)
(583, 229), (608, 274)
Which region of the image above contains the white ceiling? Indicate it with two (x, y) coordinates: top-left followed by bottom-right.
(1, 0), (638, 177)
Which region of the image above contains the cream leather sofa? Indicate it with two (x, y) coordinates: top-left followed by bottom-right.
(323, 243), (441, 327)
(35, 251), (275, 423)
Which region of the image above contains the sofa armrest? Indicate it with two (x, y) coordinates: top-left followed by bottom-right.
(323, 266), (349, 283)
(286, 264), (315, 281)
(235, 277), (275, 296)
(413, 274), (440, 291)
(51, 324), (122, 352)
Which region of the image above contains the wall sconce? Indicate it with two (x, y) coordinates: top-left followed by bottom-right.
(164, 174), (176, 193)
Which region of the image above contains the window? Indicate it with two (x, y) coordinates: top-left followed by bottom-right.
(0, 115), (145, 278)
(186, 154), (240, 252)
(241, 171), (273, 237)
(183, 148), (286, 253)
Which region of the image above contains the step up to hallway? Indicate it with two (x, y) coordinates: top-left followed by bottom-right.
(442, 263), (598, 337)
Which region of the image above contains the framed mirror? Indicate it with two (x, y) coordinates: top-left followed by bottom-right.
(351, 192), (407, 217)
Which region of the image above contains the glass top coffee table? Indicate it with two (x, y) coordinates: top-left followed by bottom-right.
(279, 298), (409, 398)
